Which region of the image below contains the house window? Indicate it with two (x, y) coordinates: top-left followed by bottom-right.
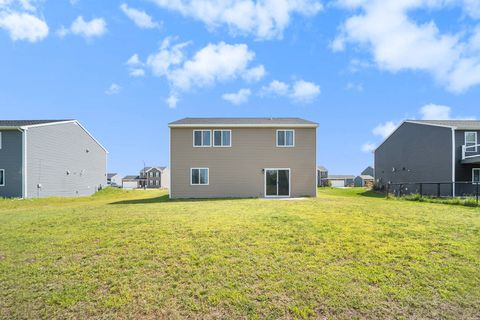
(473, 169), (480, 184)
(0, 132), (2, 149)
(191, 168), (209, 185)
(276, 130), (295, 147)
(156, 172), (160, 177)
(193, 130), (211, 147)
(213, 130), (231, 147)
(149, 180), (153, 185)
(0, 169), (4, 186)
(465, 132), (477, 152)
(149, 172), (154, 177)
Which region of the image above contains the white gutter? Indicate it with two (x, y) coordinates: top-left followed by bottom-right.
(452, 127), (456, 197)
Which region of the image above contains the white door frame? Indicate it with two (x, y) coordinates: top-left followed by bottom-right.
(264, 168), (291, 198)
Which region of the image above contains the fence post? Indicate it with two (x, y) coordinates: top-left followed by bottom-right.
(419, 183), (423, 198)
(385, 183), (389, 199)
(437, 183), (441, 198)
(476, 182), (479, 205)
(399, 184), (403, 197)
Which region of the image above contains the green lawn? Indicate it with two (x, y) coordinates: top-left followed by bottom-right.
(0, 188), (479, 319)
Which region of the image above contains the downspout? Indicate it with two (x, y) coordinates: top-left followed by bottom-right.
(19, 127), (28, 199)
(452, 128), (456, 197)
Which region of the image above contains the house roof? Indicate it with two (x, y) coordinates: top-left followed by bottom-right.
(410, 120), (480, 130)
(142, 166), (167, 172)
(328, 175), (356, 180)
(169, 117), (318, 128)
(107, 173), (118, 179)
(123, 175), (139, 181)
(358, 175), (374, 180)
(317, 166), (328, 172)
(0, 120), (72, 127)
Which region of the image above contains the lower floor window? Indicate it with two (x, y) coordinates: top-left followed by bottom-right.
(474, 168), (480, 184)
(0, 169), (4, 186)
(191, 168), (209, 185)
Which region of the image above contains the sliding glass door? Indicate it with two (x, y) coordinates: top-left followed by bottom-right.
(265, 169), (290, 197)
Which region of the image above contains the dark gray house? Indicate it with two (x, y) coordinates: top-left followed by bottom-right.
(0, 120), (107, 198)
(361, 166), (374, 177)
(317, 166), (328, 187)
(139, 166), (168, 189)
(375, 120), (480, 196)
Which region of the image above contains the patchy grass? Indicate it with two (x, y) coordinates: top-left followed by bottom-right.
(400, 193), (479, 207)
(0, 187), (479, 319)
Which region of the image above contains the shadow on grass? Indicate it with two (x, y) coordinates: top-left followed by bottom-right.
(109, 194), (247, 205)
(359, 190), (386, 199)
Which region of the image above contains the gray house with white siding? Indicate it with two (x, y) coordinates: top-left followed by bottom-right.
(375, 120), (480, 196)
(0, 120), (107, 198)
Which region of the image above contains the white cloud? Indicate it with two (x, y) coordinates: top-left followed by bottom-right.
(361, 142), (376, 153)
(242, 65), (265, 82)
(0, 11), (48, 42)
(129, 68), (145, 77)
(420, 103), (451, 120)
(151, 0), (322, 39)
(334, 0), (480, 93)
(222, 88), (251, 105)
(105, 83), (121, 95)
(120, 3), (160, 29)
(146, 37), (189, 77)
(262, 80), (290, 96)
(261, 79), (320, 103)
(58, 16), (107, 39)
(166, 94), (179, 108)
(126, 53), (141, 65)
(372, 121), (397, 139)
(346, 82), (363, 92)
(291, 80), (320, 102)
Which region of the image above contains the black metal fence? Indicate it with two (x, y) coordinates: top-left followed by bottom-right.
(384, 181), (480, 204)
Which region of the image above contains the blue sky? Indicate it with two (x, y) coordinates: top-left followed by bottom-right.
(1, 0), (480, 176)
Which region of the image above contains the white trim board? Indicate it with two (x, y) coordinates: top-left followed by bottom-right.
(170, 124), (318, 128)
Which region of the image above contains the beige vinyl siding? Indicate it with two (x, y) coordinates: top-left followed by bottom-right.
(170, 127), (316, 198)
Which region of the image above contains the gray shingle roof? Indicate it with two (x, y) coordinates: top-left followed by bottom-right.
(410, 120), (480, 130)
(358, 175), (374, 180)
(169, 117), (318, 127)
(328, 175), (356, 180)
(317, 166), (328, 172)
(0, 120), (72, 127)
(123, 175), (139, 180)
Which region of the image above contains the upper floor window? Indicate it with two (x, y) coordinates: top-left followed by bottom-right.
(0, 169), (4, 186)
(276, 130), (295, 147)
(213, 130), (231, 147)
(465, 132), (477, 152)
(0, 132), (2, 149)
(193, 130), (211, 147)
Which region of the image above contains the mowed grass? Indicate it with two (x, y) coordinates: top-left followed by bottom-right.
(0, 188), (479, 319)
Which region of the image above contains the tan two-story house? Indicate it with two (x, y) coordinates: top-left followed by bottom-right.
(169, 118), (318, 199)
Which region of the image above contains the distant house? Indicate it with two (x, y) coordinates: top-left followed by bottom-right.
(169, 117), (318, 198)
(107, 173), (122, 187)
(375, 120), (480, 196)
(121, 167), (170, 190)
(0, 120), (107, 198)
(354, 175), (375, 188)
(122, 176), (139, 189)
(317, 166), (328, 187)
(361, 166), (374, 177)
(327, 175), (355, 188)
(139, 166), (169, 189)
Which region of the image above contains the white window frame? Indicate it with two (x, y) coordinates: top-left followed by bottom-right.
(465, 132), (477, 152)
(276, 129), (295, 147)
(0, 132), (2, 149)
(473, 168), (480, 184)
(190, 168), (209, 186)
(264, 168), (291, 198)
(213, 129), (232, 147)
(0, 169), (4, 186)
(193, 130), (212, 148)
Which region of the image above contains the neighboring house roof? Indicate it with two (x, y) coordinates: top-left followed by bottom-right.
(169, 117), (318, 128)
(0, 119), (108, 153)
(317, 166), (328, 172)
(411, 120), (480, 130)
(123, 175), (139, 181)
(142, 166), (167, 172)
(107, 173), (118, 179)
(0, 120), (72, 127)
(328, 175), (356, 180)
(358, 175), (374, 180)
